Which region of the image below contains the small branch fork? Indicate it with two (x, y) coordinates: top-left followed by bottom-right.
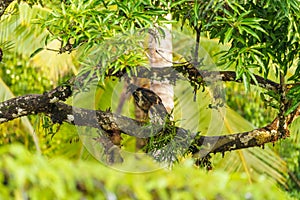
(0, 62), (299, 158)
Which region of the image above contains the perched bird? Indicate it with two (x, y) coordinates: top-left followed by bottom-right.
(132, 87), (168, 125)
(132, 87), (177, 162)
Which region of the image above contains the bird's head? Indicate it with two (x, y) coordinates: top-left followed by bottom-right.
(132, 87), (163, 112)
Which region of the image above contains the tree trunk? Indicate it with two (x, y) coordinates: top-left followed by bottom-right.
(149, 16), (174, 113)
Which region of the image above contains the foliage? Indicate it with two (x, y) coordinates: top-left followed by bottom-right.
(174, 0), (300, 90)
(0, 144), (291, 200)
(279, 139), (300, 198)
(277, 118), (300, 198)
(225, 82), (276, 127)
(28, 0), (300, 95)
(0, 52), (52, 95)
(0, 2), (79, 157)
(208, 0), (299, 83)
(0, 2), (74, 94)
(170, 1), (300, 195)
(42, 0), (169, 53)
(35, 0), (300, 114)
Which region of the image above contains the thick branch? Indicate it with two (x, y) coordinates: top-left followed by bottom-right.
(190, 118), (281, 156)
(212, 71), (279, 91)
(109, 66), (280, 92)
(0, 90), (298, 157)
(192, 105), (300, 156)
(0, 60), (294, 158)
(0, 84), (71, 123)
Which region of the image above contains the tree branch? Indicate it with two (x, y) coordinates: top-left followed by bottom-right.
(0, 87), (298, 158)
(107, 65), (280, 92)
(0, 59), (296, 159)
(190, 118), (281, 156)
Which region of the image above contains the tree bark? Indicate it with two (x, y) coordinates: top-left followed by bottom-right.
(148, 15), (174, 113)
(0, 59), (297, 158)
(0, 84), (298, 158)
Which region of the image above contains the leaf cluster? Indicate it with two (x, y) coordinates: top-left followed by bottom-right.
(212, 0), (299, 83)
(74, 32), (150, 88)
(286, 84), (300, 115)
(171, 0), (299, 91)
(42, 0), (169, 53)
(171, 0), (222, 31)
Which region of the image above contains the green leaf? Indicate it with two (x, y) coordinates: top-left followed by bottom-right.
(222, 60), (235, 69)
(240, 26), (261, 41)
(240, 17), (265, 24)
(253, 54), (265, 68)
(287, 84), (300, 96)
(226, 0), (240, 15)
(247, 24), (269, 35)
(239, 47), (248, 54)
(61, 2), (66, 16)
(237, 10), (252, 21)
(249, 71), (259, 85)
(285, 101), (300, 116)
(236, 66), (244, 80)
(170, 0), (187, 8)
(242, 72), (250, 91)
(223, 27), (233, 43)
(30, 47), (44, 58)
